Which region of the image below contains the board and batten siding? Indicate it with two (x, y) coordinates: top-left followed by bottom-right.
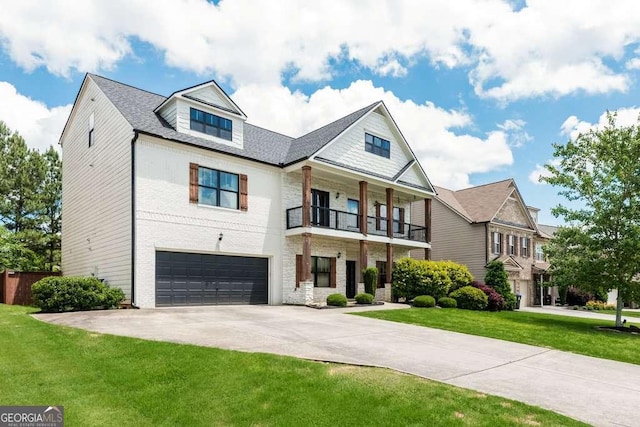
(174, 99), (244, 150)
(411, 198), (487, 282)
(61, 76), (133, 298)
(319, 110), (414, 179)
(133, 135), (284, 307)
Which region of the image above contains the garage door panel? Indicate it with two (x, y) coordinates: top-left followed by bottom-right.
(155, 251), (268, 306)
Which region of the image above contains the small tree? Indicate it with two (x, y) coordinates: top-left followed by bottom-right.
(484, 261), (517, 310)
(363, 267), (378, 295)
(542, 112), (640, 327)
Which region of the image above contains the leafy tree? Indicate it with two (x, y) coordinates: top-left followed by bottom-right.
(0, 121), (61, 272)
(542, 112), (640, 326)
(484, 261), (517, 310)
(0, 225), (41, 271)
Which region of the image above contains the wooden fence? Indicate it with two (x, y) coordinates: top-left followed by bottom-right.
(0, 270), (60, 305)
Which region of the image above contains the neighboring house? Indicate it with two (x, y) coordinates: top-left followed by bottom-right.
(60, 74), (434, 308)
(411, 179), (551, 307)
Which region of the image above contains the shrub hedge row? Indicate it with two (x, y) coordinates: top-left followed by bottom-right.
(32, 276), (124, 312)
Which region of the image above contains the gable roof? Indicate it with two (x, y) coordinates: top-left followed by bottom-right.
(436, 178), (536, 229)
(283, 102), (379, 165)
(87, 74), (293, 166)
(154, 79), (247, 119)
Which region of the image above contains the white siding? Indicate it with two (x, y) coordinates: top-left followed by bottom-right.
(175, 99), (244, 149)
(398, 163), (430, 188)
(319, 110), (413, 179)
(411, 198), (486, 281)
(188, 85), (238, 113)
(157, 99), (177, 128)
(134, 136), (283, 307)
(61, 77), (133, 297)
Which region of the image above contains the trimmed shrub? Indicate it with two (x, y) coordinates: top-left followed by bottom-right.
(363, 267), (378, 295)
(355, 293), (374, 304)
(441, 261), (474, 293)
(32, 276), (125, 312)
(392, 258), (452, 301)
(585, 300), (616, 310)
(326, 293), (347, 307)
(484, 261), (517, 310)
(472, 281), (506, 311)
(413, 295), (436, 308)
(438, 296), (457, 308)
(449, 286), (488, 310)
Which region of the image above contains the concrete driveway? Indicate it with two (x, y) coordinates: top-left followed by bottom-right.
(37, 304), (640, 427)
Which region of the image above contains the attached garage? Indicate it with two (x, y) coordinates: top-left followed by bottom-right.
(155, 251), (268, 306)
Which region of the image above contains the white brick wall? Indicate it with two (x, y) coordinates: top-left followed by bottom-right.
(134, 135), (283, 307)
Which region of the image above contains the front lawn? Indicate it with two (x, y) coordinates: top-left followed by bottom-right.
(356, 308), (640, 365)
(585, 309), (640, 318)
(0, 304), (583, 426)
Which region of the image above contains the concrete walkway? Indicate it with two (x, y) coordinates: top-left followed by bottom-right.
(520, 305), (640, 324)
(36, 304), (640, 427)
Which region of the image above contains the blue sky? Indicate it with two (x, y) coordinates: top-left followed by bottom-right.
(2, 1), (640, 226)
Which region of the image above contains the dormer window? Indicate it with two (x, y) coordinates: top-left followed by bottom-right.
(190, 108), (232, 141)
(365, 133), (390, 158)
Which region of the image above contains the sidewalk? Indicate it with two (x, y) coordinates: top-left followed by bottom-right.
(520, 305), (640, 323)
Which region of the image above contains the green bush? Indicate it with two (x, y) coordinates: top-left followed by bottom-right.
(32, 276), (125, 312)
(449, 286), (488, 310)
(484, 261), (517, 310)
(392, 258), (452, 301)
(413, 295), (436, 308)
(438, 297), (457, 308)
(326, 293), (347, 307)
(363, 267), (378, 295)
(355, 293), (374, 304)
(441, 261), (474, 292)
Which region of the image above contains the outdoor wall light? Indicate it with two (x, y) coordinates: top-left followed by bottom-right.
(336, 192), (340, 199)
(218, 232), (224, 241)
(337, 252), (342, 259)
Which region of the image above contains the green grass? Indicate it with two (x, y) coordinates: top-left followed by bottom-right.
(356, 308), (640, 365)
(0, 305), (585, 427)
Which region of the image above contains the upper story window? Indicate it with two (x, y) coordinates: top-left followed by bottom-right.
(198, 166), (239, 209)
(508, 235), (516, 256)
(347, 199), (359, 229)
(88, 112), (95, 147)
(535, 243), (545, 261)
(190, 108), (232, 141)
(365, 133), (390, 158)
(521, 237), (530, 257)
(492, 232), (503, 254)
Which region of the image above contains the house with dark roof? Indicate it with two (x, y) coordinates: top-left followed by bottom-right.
(60, 74), (434, 308)
(411, 179), (554, 307)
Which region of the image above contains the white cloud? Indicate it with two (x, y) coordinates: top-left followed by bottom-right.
(560, 107), (640, 140)
(497, 119), (532, 147)
(233, 80), (514, 189)
(528, 159), (559, 185)
(2, 1), (640, 101)
(0, 82), (71, 152)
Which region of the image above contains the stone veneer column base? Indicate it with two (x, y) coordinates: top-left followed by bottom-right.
(374, 283), (392, 302)
(283, 281), (314, 305)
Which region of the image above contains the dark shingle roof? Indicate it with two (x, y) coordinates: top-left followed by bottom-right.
(283, 102), (379, 165)
(88, 74), (378, 168)
(89, 74), (293, 166)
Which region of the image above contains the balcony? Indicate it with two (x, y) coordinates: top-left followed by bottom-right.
(286, 206), (427, 243)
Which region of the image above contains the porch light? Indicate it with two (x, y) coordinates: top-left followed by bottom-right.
(218, 232), (224, 241)
(337, 252), (342, 259)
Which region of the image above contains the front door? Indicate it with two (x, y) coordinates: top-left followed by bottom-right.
(346, 260), (356, 298)
(311, 189), (330, 227)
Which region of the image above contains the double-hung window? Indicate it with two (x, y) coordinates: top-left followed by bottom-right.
(365, 133), (390, 158)
(535, 243), (545, 261)
(492, 232), (502, 254)
(508, 235), (516, 255)
(198, 166), (239, 209)
(312, 256), (331, 288)
(521, 237), (530, 257)
(190, 108), (233, 141)
(347, 199), (359, 229)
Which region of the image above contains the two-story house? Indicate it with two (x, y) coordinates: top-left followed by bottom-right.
(411, 179), (547, 307)
(60, 74), (434, 308)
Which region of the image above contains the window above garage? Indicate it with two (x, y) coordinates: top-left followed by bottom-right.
(189, 163), (248, 211)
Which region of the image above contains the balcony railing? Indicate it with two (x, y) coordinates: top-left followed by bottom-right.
(286, 206), (428, 242)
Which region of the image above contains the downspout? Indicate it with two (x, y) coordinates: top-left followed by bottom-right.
(484, 222), (489, 265)
(130, 131), (139, 308)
